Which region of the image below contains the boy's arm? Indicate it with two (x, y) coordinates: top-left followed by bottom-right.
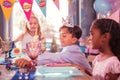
(14, 33), (24, 43)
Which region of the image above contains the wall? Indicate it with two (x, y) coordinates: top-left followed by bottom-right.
(81, 0), (96, 38)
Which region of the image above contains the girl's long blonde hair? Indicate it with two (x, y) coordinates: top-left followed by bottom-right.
(14, 16), (42, 43)
(25, 15), (41, 40)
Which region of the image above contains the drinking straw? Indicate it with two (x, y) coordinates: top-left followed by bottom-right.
(34, 28), (38, 42)
(32, 28), (38, 48)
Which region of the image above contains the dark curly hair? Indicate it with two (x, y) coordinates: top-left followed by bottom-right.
(92, 18), (120, 61)
(59, 25), (82, 39)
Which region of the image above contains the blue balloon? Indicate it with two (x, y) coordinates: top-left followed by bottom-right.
(94, 0), (111, 14)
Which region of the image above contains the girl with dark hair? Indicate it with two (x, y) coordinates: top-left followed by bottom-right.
(90, 18), (120, 80)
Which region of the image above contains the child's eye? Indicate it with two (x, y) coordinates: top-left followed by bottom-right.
(60, 34), (66, 38)
(90, 32), (93, 36)
(29, 23), (32, 25)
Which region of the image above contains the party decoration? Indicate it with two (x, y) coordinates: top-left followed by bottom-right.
(13, 48), (20, 54)
(97, 11), (110, 19)
(94, 0), (111, 15)
(108, 9), (120, 23)
(36, 0), (47, 17)
(110, 0), (120, 13)
(0, 0), (15, 21)
(0, 0), (15, 40)
(105, 0), (116, 3)
(18, 0), (33, 21)
(62, 16), (74, 27)
(53, 0), (59, 10)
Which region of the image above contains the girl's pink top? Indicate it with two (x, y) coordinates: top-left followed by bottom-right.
(92, 55), (120, 80)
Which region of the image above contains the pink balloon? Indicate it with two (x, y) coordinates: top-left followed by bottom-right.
(110, 0), (120, 13)
(105, 0), (116, 3)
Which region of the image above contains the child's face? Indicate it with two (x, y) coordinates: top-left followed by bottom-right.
(59, 28), (77, 47)
(28, 17), (39, 32)
(90, 25), (104, 49)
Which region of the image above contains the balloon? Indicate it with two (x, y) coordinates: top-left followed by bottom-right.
(97, 11), (111, 18)
(105, 0), (116, 3)
(111, 0), (120, 12)
(94, 0), (111, 14)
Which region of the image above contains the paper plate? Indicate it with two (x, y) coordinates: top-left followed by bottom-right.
(35, 66), (83, 78)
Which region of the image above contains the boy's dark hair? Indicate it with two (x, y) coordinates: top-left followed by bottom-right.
(59, 25), (82, 39)
(92, 18), (120, 61)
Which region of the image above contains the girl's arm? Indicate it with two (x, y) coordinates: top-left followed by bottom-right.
(14, 33), (24, 43)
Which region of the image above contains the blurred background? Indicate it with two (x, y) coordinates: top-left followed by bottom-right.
(0, 0), (119, 52)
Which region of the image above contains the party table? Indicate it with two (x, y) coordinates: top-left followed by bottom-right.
(0, 64), (93, 80)
(0, 51), (93, 80)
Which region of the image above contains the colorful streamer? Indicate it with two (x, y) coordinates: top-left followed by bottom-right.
(108, 9), (120, 23)
(18, 0), (33, 21)
(36, 0), (47, 17)
(0, 0), (15, 21)
(53, 0), (59, 10)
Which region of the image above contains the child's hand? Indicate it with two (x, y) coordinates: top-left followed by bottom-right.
(105, 72), (120, 80)
(15, 58), (30, 68)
